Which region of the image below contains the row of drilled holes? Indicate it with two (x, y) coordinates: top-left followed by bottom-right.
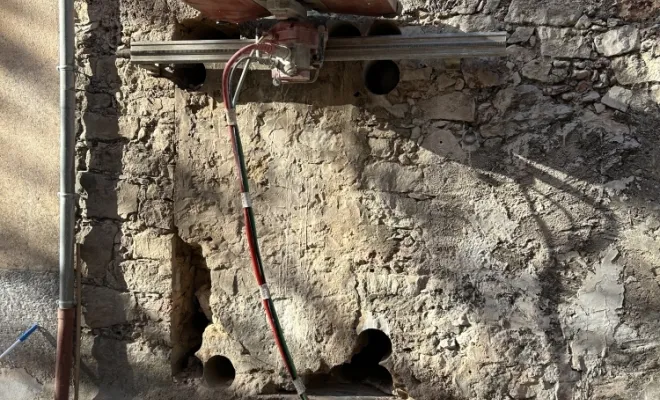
(203, 329), (393, 392)
(172, 20), (402, 95)
(331, 21), (402, 96)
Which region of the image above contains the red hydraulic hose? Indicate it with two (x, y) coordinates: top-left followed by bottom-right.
(221, 43), (305, 397)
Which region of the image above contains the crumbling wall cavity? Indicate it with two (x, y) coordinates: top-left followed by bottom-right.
(172, 238), (211, 378)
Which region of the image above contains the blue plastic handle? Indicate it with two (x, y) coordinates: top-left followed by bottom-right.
(18, 324), (39, 342)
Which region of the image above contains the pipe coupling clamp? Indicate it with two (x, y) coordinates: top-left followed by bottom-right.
(259, 284), (271, 300)
(58, 300), (76, 309)
(292, 378), (306, 395)
(58, 192), (79, 200)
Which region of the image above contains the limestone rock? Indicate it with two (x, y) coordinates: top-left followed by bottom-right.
(78, 172), (119, 219)
(80, 222), (118, 283)
(401, 66), (433, 82)
(87, 92), (114, 110)
(0, 368), (43, 398)
(195, 283), (213, 321)
(133, 230), (175, 260)
(601, 86), (633, 112)
(572, 70), (591, 80)
(118, 117), (140, 140)
(86, 142), (123, 174)
(594, 25), (640, 56)
(82, 112), (120, 141)
(562, 247), (624, 372)
(420, 129), (466, 161)
(418, 92), (475, 122)
(507, 27), (535, 44)
(538, 27), (592, 58)
(482, 85), (574, 137)
(119, 260), (171, 294)
(612, 53), (660, 85)
(505, 0), (583, 26)
(139, 199), (173, 230)
(122, 144), (171, 178)
(361, 162), (423, 192)
(83, 286), (137, 328)
(521, 59), (552, 82)
(117, 181), (139, 217)
(575, 15), (592, 29)
(619, 0), (660, 21)
(435, 74), (456, 91)
(442, 15), (498, 32)
(581, 91), (600, 103)
(512, 72), (521, 85)
(579, 110), (630, 142)
(506, 45), (536, 63)
(461, 58), (508, 88)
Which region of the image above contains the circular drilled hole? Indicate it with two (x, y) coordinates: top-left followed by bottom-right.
(364, 60), (400, 95)
(172, 63), (207, 90)
(367, 20), (401, 36)
(329, 21), (361, 37)
(204, 355), (236, 388)
(354, 329), (393, 364)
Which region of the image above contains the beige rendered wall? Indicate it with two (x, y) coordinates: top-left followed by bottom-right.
(0, 0), (59, 270)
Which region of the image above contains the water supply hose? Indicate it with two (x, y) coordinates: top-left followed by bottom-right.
(221, 43), (309, 400)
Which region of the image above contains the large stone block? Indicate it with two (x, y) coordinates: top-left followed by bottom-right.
(418, 92), (475, 122)
(612, 53), (660, 85)
(80, 221), (119, 283)
(122, 144), (170, 178)
(118, 260), (171, 294)
(601, 86), (633, 112)
(86, 141), (123, 174)
(82, 112), (120, 141)
(132, 230), (175, 260)
(538, 27), (592, 59)
(595, 26), (640, 57)
(117, 180), (139, 217)
(505, 0), (583, 26)
(521, 59), (553, 82)
(139, 199), (173, 230)
(78, 172), (119, 219)
(82, 285), (137, 328)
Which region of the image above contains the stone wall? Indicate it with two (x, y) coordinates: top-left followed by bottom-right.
(73, 0), (660, 399)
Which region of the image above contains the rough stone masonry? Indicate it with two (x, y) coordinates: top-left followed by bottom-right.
(58, 0), (660, 399)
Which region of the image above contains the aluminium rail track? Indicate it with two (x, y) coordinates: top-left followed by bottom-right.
(126, 32), (507, 65)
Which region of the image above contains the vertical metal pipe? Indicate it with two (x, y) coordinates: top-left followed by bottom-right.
(58, 0), (75, 311)
(55, 0), (76, 397)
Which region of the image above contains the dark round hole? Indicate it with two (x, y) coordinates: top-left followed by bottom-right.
(329, 22), (362, 37)
(367, 21), (401, 36)
(204, 355), (236, 388)
(364, 60), (400, 95)
(353, 329), (392, 364)
(172, 63), (207, 90)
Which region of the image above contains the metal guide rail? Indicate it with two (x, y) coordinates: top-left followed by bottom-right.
(128, 32), (507, 65)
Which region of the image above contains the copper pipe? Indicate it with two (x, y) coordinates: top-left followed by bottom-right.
(73, 244), (82, 400)
(55, 308), (75, 400)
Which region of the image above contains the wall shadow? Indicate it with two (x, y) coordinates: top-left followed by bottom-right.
(175, 22), (660, 396)
(76, 0), (133, 397)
